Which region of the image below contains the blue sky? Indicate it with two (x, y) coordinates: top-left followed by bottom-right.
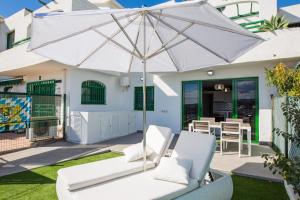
(0, 0), (299, 18)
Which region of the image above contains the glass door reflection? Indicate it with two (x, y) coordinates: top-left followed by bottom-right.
(234, 78), (258, 141)
(182, 81), (200, 129)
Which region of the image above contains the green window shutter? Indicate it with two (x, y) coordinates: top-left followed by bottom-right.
(6, 31), (15, 49)
(26, 80), (56, 117)
(134, 86), (154, 111)
(27, 80), (55, 95)
(134, 87), (143, 110)
(81, 80), (105, 105)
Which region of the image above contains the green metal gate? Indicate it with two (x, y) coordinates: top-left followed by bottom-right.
(0, 80), (65, 154)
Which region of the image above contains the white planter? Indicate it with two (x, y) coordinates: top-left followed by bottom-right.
(284, 180), (300, 200)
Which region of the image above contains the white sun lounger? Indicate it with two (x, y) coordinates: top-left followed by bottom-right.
(57, 125), (173, 192)
(57, 131), (233, 200)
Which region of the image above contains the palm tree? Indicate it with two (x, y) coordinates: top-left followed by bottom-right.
(260, 15), (289, 32)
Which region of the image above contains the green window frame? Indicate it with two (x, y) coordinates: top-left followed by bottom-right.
(134, 86), (154, 111)
(81, 80), (106, 105)
(6, 31), (15, 50)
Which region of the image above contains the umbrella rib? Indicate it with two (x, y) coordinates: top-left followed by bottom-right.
(128, 15), (143, 73)
(30, 12), (140, 52)
(146, 38), (188, 60)
(145, 10), (162, 55)
(92, 29), (141, 58)
(111, 13), (144, 58)
(151, 12), (263, 40)
(146, 15), (194, 60)
(145, 14), (179, 71)
(149, 13), (230, 63)
(77, 14), (141, 66)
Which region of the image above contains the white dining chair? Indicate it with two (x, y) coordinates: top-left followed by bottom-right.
(192, 120), (211, 134)
(226, 118), (243, 123)
(220, 122), (242, 157)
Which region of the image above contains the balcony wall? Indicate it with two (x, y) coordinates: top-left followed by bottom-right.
(0, 42), (48, 73)
(235, 28), (300, 64)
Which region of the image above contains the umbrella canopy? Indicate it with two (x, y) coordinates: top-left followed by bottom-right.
(29, 0), (263, 72)
(28, 0), (263, 170)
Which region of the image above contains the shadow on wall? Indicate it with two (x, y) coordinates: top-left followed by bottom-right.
(0, 23), (10, 51)
(279, 9), (300, 24)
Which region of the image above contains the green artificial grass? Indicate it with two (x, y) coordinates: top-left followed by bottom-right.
(232, 175), (289, 200)
(0, 152), (289, 200)
(0, 152), (122, 200)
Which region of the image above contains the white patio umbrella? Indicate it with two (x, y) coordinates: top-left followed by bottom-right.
(28, 0), (263, 170)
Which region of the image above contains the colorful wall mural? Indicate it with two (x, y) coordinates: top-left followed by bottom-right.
(0, 97), (31, 132)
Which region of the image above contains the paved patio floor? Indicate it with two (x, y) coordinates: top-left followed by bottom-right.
(0, 132), (32, 153)
(0, 132), (282, 182)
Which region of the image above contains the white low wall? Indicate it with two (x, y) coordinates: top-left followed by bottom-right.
(68, 111), (136, 144)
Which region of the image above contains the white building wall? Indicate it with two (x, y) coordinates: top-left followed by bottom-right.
(66, 68), (130, 112)
(126, 62), (276, 143)
(0, 0), (102, 53)
(279, 4), (300, 23)
(72, 0), (98, 10)
(258, 0), (277, 20)
(0, 9), (31, 52)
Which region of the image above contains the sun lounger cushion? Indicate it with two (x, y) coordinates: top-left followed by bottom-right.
(146, 125), (172, 163)
(64, 170), (199, 200)
(153, 157), (193, 184)
(123, 142), (154, 162)
(58, 156), (155, 191)
(171, 131), (216, 181)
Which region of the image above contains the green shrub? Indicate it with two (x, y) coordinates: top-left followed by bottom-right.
(264, 63), (300, 195)
(260, 16), (289, 32)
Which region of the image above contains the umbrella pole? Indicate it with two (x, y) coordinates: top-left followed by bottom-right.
(142, 11), (147, 172)
(142, 59), (147, 172)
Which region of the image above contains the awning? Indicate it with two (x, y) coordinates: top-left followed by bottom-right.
(0, 78), (23, 86)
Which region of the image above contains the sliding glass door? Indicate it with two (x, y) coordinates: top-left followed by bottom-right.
(182, 81), (201, 129)
(182, 77), (259, 142)
(233, 78), (259, 142)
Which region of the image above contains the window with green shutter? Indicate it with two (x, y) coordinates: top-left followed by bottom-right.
(134, 86), (154, 111)
(81, 80), (106, 105)
(7, 31), (15, 49)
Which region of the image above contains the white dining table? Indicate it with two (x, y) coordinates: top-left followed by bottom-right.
(188, 122), (251, 156)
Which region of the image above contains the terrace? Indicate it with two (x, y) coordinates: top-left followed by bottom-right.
(0, 132), (287, 199)
(0, 0), (299, 199)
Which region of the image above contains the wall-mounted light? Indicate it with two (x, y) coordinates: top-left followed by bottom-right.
(207, 70), (214, 76)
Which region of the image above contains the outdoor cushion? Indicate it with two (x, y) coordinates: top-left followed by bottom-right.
(146, 125), (172, 163)
(171, 131), (216, 181)
(58, 156), (155, 191)
(123, 142), (154, 162)
(153, 157), (193, 185)
(68, 170), (199, 200)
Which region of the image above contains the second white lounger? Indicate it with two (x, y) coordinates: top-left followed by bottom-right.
(57, 125), (173, 192)
(57, 131), (228, 200)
